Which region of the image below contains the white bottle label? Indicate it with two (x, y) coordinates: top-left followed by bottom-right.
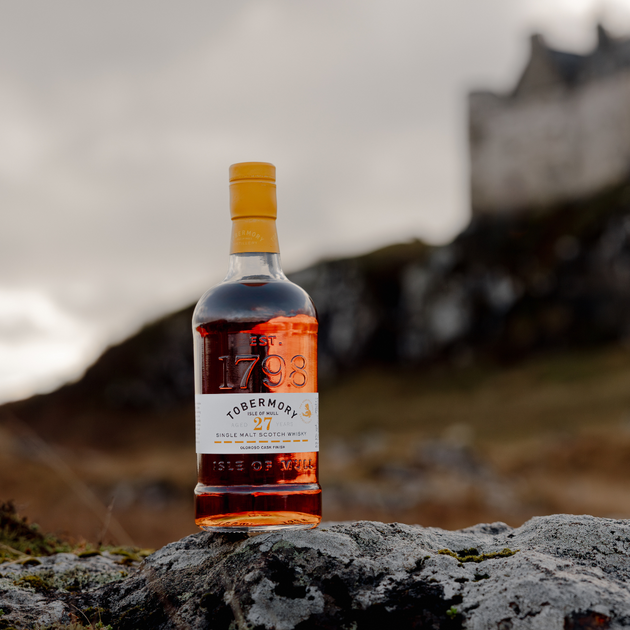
(195, 393), (319, 455)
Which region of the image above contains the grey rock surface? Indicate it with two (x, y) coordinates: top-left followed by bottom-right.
(2, 514), (630, 629)
(0, 550), (136, 628)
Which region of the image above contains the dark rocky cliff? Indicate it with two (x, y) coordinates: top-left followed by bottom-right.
(5, 178), (630, 445)
(303, 179), (630, 371)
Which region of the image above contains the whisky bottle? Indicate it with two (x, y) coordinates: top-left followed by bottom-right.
(193, 162), (321, 532)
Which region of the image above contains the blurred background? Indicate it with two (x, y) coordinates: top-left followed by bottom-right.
(3, 0), (630, 549)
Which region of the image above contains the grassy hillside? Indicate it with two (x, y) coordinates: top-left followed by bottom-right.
(2, 343), (630, 547)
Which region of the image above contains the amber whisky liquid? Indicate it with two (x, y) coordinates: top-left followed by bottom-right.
(193, 279), (321, 531)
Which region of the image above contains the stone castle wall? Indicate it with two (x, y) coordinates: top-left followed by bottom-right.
(469, 68), (630, 213)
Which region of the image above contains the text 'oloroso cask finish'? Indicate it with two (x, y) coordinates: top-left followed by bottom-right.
(193, 162), (321, 532)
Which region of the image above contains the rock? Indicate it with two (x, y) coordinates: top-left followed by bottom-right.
(2, 514), (630, 629)
(0, 550), (137, 629)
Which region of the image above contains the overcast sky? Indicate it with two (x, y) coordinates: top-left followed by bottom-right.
(1, 0), (629, 402)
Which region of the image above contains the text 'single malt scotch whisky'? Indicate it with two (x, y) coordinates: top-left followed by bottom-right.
(193, 162), (321, 532)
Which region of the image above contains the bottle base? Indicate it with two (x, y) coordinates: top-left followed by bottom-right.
(195, 483), (321, 532)
(196, 511), (321, 532)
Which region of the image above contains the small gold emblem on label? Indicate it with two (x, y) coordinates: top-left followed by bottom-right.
(299, 399), (313, 424)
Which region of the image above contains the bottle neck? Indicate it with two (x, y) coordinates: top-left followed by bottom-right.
(227, 170), (282, 281)
(224, 252), (286, 283)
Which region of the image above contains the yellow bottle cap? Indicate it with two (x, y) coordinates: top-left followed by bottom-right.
(229, 162), (277, 219)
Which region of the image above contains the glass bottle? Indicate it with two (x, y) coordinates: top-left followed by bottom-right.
(193, 162), (321, 532)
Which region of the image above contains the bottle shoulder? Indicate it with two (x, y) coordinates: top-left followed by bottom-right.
(193, 279), (317, 328)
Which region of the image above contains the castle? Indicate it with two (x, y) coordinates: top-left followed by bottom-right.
(469, 25), (630, 214)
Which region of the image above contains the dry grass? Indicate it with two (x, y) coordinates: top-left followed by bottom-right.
(3, 344), (630, 547)
(319, 344), (630, 528)
(321, 345), (630, 441)
(0, 430), (197, 549)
